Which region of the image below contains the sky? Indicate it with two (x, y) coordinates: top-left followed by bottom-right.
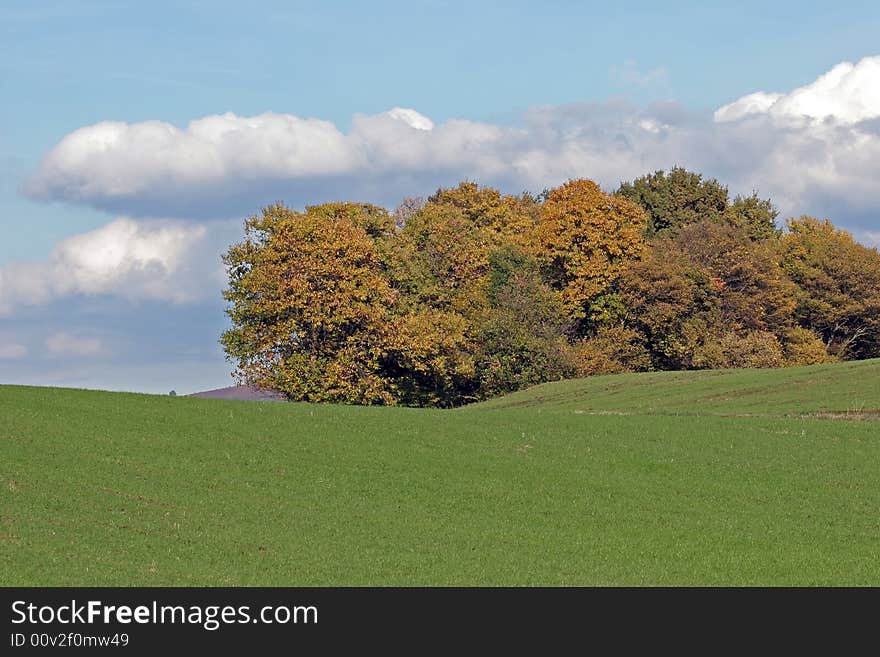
(1, 0), (880, 394)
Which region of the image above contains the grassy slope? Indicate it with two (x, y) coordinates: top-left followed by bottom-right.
(1, 360), (878, 586)
(474, 358), (880, 416)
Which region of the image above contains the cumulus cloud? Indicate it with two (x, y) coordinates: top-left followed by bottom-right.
(24, 108), (448, 217)
(713, 92), (784, 123)
(708, 56), (880, 225)
(0, 217), (233, 316)
(45, 332), (103, 357)
(22, 57), (880, 235)
(715, 57), (880, 124)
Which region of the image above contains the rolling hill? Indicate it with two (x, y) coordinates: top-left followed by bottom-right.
(2, 359), (878, 585)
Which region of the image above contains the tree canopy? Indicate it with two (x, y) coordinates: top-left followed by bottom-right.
(221, 170), (880, 406)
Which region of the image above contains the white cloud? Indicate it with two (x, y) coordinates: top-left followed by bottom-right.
(0, 218), (228, 316)
(713, 92), (783, 123)
(45, 332), (103, 357)
(23, 108), (441, 216)
(717, 57), (880, 124)
(21, 56), (880, 237)
(0, 341), (27, 359)
(385, 107), (434, 131)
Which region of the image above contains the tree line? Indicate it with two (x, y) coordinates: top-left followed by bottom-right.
(221, 167), (880, 406)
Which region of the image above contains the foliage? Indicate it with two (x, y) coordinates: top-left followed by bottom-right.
(534, 179), (647, 328)
(617, 238), (719, 369)
(725, 193), (780, 241)
(672, 220), (796, 333)
(221, 202), (397, 405)
(616, 166), (729, 235)
(692, 330), (785, 370)
(781, 217), (880, 359)
(475, 248), (576, 396)
(221, 175), (880, 407)
(382, 184), (553, 406)
(574, 326), (652, 376)
(781, 327), (835, 366)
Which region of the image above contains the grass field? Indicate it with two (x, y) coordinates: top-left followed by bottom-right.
(2, 359), (879, 585)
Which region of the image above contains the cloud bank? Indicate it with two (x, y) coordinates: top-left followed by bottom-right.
(0, 218), (231, 316)
(23, 56), (880, 233)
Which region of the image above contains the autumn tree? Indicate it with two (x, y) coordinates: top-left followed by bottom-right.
(425, 182), (541, 249)
(384, 183), (567, 406)
(380, 189), (495, 406)
(534, 179), (647, 332)
(781, 217), (880, 359)
(221, 202), (398, 404)
(673, 220), (796, 333)
(616, 238), (719, 369)
(615, 219), (817, 370)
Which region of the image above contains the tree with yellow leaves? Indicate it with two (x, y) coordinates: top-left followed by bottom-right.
(533, 179), (647, 330)
(221, 202), (398, 404)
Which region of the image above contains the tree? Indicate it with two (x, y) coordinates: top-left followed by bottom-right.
(389, 200), (493, 317)
(534, 179), (647, 331)
(381, 308), (478, 407)
(475, 245), (576, 396)
(616, 167), (729, 235)
(617, 238), (719, 369)
(724, 193), (780, 241)
(616, 219), (801, 369)
(574, 326), (652, 375)
(673, 220), (796, 333)
(692, 330), (785, 369)
(426, 182), (540, 249)
(221, 202), (397, 404)
(219, 174), (874, 409)
(383, 184), (561, 406)
(781, 217), (880, 359)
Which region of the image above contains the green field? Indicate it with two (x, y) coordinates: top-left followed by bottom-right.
(2, 360), (879, 585)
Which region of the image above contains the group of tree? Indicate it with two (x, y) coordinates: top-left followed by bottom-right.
(221, 167), (880, 406)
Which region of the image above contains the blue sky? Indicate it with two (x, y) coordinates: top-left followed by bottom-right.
(2, 0), (880, 393)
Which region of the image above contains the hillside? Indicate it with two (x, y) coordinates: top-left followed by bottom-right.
(474, 358), (880, 418)
(1, 359), (878, 586)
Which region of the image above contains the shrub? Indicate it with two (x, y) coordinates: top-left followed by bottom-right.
(575, 326), (652, 376)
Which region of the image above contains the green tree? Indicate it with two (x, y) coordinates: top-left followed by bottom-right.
(475, 245), (576, 396)
(724, 193), (780, 241)
(616, 167), (729, 235)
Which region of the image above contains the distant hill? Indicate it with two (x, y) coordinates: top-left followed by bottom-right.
(189, 385), (285, 401)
